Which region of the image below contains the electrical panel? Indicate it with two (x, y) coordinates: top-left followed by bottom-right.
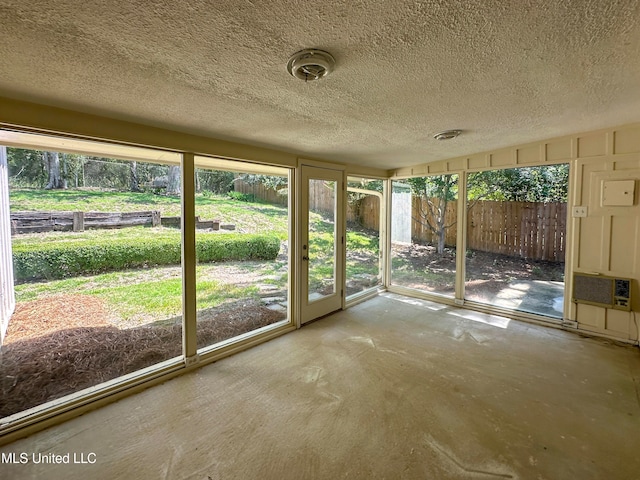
(602, 180), (635, 206)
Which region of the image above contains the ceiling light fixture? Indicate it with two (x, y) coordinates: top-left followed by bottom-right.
(287, 49), (335, 82)
(433, 130), (462, 141)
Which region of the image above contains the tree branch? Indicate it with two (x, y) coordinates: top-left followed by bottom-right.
(412, 216), (438, 234)
(416, 197), (439, 234)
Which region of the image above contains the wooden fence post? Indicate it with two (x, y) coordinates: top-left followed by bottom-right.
(151, 211), (161, 227)
(73, 211), (84, 232)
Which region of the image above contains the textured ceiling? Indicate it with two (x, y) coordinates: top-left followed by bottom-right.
(0, 0), (639, 169)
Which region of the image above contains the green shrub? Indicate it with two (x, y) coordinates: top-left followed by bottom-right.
(196, 234), (279, 262)
(13, 233), (281, 282)
(227, 191), (255, 202)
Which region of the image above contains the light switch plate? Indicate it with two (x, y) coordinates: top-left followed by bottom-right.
(572, 206), (588, 217)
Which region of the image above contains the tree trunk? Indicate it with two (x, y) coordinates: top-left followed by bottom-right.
(166, 165), (181, 195)
(435, 178), (451, 254)
(437, 222), (446, 254)
(130, 161), (141, 192)
(61, 153), (68, 189)
(44, 152), (64, 189)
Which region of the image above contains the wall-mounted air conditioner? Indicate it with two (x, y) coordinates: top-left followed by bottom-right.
(572, 273), (632, 311)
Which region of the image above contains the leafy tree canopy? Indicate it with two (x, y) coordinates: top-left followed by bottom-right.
(239, 174), (287, 191)
(406, 174), (458, 201)
(468, 165), (568, 203)
(348, 178), (383, 192)
(7, 148), (47, 187)
(402, 165), (568, 204)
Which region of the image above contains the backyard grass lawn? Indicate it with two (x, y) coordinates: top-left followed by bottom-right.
(10, 188), (184, 215)
(13, 265), (268, 324)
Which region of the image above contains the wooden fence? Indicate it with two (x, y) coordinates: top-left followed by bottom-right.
(235, 180), (287, 205)
(235, 178), (380, 228)
(404, 198), (566, 261)
(237, 180), (567, 262)
(467, 200), (566, 262)
(404, 198), (566, 262)
(349, 196), (380, 230)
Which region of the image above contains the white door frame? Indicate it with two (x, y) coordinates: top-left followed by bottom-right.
(297, 163), (346, 325)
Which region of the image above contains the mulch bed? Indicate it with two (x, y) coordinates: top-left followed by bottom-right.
(0, 295), (285, 418)
(3, 295), (112, 342)
(393, 243), (564, 288)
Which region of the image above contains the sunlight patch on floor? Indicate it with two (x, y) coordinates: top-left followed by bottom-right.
(385, 293), (449, 311)
(447, 310), (511, 329)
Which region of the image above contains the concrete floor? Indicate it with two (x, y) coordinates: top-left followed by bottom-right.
(1, 293), (640, 479)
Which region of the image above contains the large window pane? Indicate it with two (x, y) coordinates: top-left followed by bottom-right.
(1, 145), (182, 419)
(194, 166), (289, 351)
(390, 175), (458, 296)
(308, 178), (336, 301)
(465, 165), (568, 317)
(346, 177), (382, 297)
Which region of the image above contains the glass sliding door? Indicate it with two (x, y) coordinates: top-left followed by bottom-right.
(465, 165), (568, 317)
(390, 174), (458, 297)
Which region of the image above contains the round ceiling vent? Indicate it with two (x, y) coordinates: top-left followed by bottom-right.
(433, 130), (462, 141)
(287, 49), (335, 82)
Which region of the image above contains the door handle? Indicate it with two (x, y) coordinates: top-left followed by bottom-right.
(302, 255), (309, 261)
